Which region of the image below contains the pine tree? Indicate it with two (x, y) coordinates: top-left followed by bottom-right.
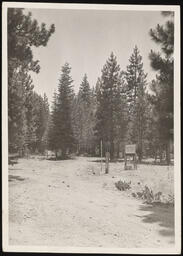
(71, 96), (80, 154)
(55, 63), (75, 159)
(8, 8), (55, 153)
(115, 71), (129, 157)
(24, 90), (50, 154)
(78, 74), (91, 153)
(73, 74), (96, 154)
(8, 69), (30, 153)
(41, 94), (50, 152)
(48, 91), (59, 155)
(145, 90), (164, 161)
(79, 74), (91, 105)
(31, 93), (50, 153)
(24, 83), (37, 153)
(125, 46), (148, 162)
(149, 12), (174, 165)
(95, 52), (126, 160)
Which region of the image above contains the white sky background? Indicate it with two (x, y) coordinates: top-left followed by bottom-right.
(23, 8), (167, 105)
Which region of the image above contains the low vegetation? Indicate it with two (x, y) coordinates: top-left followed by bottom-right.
(115, 179), (174, 205)
(115, 180), (131, 191)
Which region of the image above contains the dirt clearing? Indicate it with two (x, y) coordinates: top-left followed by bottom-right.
(9, 156), (174, 248)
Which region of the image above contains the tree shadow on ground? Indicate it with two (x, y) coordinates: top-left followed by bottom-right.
(9, 175), (26, 182)
(89, 159), (106, 163)
(9, 168), (22, 171)
(47, 156), (76, 161)
(137, 202), (174, 243)
(8, 160), (19, 166)
(140, 160), (174, 166)
(89, 159), (124, 163)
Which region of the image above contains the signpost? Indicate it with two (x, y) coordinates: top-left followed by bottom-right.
(105, 151), (110, 174)
(100, 140), (103, 173)
(100, 140), (110, 174)
(124, 144), (137, 170)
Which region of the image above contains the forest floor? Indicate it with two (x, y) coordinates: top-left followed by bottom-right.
(8, 156), (174, 248)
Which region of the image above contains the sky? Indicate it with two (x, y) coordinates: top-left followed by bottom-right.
(24, 8), (166, 104)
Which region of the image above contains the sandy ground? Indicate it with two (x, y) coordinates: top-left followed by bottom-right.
(8, 156), (174, 248)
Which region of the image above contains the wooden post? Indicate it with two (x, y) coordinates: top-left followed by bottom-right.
(100, 140), (103, 173)
(134, 153), (137, 170)
(105, 152), (110, 174)
(124, 154), (127, 170)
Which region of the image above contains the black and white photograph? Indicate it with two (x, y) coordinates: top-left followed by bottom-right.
(2, 2), (181, 254)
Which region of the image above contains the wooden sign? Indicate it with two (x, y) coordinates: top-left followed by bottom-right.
(124, 144), (137, 170)
(125, 144), (136, 154)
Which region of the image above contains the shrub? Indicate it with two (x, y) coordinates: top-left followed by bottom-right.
(115, 180), (131, 191)
(132, 185), (174, 204)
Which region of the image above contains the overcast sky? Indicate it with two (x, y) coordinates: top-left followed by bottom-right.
(24, 8), (166, 104)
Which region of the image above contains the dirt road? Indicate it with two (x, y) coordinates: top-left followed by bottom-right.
(9, 156), (174, 248)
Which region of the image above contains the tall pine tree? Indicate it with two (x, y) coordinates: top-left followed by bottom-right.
(8, 8), (55, 153)
(149, 12), (174, 164)
(48, 91), (59, 154)
(125, 46), (148, 162)
(95, 52), (126, 160)
(51, 63), (75, 159)
(72, 74), (96, 154)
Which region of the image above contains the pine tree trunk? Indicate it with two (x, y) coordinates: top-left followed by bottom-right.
(138, 151), (142, 163)
(110, 140), (114, 161)
(166, 140), (170, 165)
(105, 152), (110, 174)
(138, 142), (143, 163)
(117, 141), (120, 159)
(62, 148), (67, 159)
(160, 149), (163, 163)
(154, 151), (157, 163)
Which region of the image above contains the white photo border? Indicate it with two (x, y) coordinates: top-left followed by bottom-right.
(2, 2), (181, 254)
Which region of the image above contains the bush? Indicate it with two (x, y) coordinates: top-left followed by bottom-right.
(132, 185), (174, 205)
(115, 180), (131, 191)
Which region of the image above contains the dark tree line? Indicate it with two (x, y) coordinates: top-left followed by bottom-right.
(8, 8), (55, 154)
(148, 11), (174, 165)
(8, 9), (174, 164)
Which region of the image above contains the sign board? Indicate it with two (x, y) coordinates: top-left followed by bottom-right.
(125, 144), (136, 154)
(124, 144), (137, 170)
